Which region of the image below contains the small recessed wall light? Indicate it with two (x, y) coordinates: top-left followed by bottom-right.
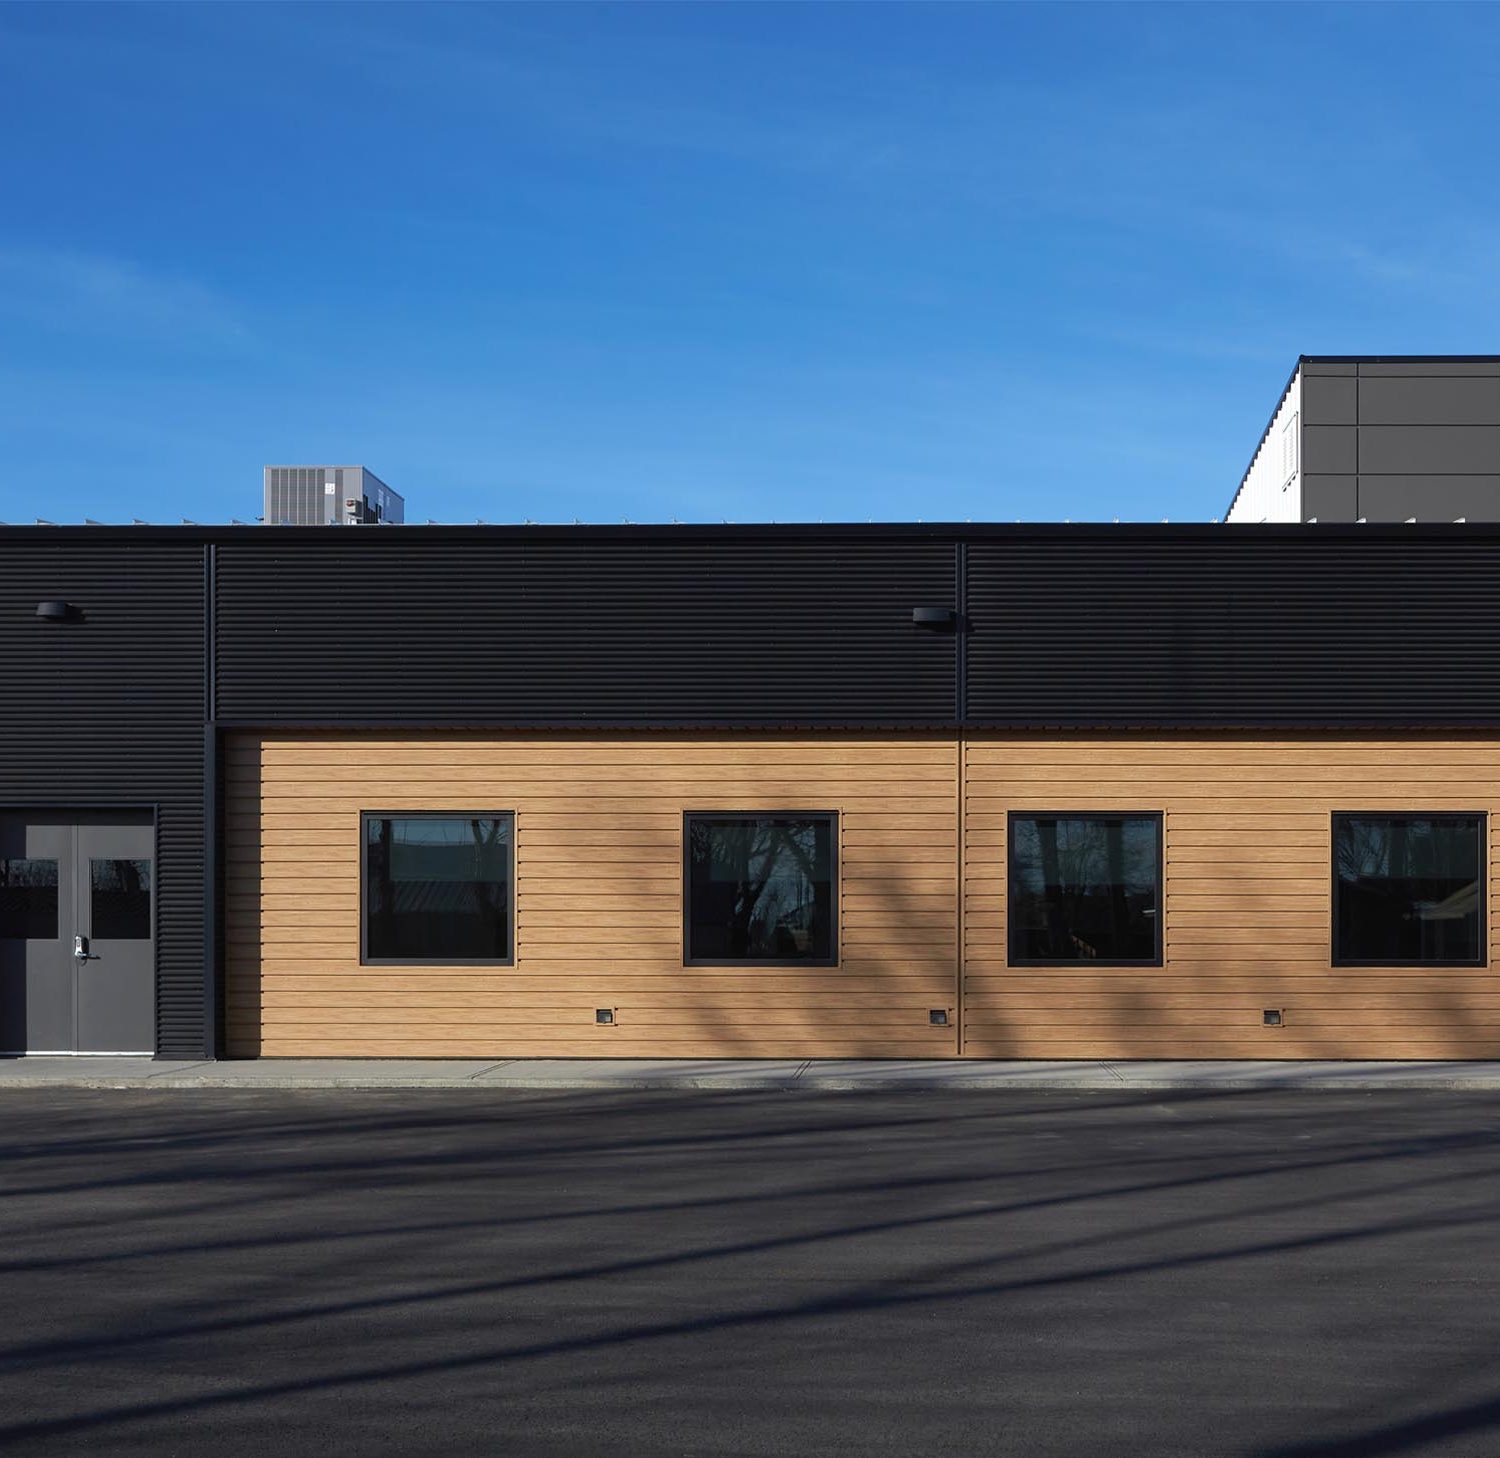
(35, 601), (72, 622)
(596, 1008), (615, 1025)
(1263, 1009), (1284, 1027)
(929, 1009), (950, 1026)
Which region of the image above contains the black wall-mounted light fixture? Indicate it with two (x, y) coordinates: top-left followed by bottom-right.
(929, 1008), (950, 1026)
(912, 606), (958, 629)
(35, 601), (73, 622)
(596, 1008), (615, 1025)
(1263, 1009), (1284, 1027)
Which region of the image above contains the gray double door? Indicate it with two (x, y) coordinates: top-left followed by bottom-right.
(0, 813), (155, 1054)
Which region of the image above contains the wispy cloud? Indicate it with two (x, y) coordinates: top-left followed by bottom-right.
(0, 250), (252, 349)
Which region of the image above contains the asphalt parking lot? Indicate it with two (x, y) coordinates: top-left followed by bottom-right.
(3, 1088), (1500, 1457)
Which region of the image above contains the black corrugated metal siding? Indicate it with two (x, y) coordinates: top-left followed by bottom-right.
(965, 535), (1500, 725)
(0, 538), (207, 1055)
(214, 535), (959, 724)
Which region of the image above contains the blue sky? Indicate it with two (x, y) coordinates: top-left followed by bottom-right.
(1, 3), (1498, 525)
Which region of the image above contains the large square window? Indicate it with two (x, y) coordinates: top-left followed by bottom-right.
(1008, 814), (1162, 965)
(685, 813), (836, 965)
(363, 814), (514, 964)
(1333, 814), (1484, 966)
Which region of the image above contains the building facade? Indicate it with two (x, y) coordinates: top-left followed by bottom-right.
(5, 522), (1500, 1061)
(1228, 356), (1500, 523)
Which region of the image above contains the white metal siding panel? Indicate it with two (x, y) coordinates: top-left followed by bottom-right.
(1228, 368), (1302, 522)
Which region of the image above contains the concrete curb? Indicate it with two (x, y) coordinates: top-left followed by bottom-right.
(7, 1057), (1500, 1091)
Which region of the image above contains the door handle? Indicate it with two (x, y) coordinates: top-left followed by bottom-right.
(73, 935), (99, 963)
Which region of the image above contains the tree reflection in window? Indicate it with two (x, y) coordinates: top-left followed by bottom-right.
(0, 859), (58, 939)
(1334, 815), (1483, 965)
(364, 815), (513, 962)
(686, 815), (836, 964)
(91, 859), (151, 939)
(1009, 815), (1161, 964)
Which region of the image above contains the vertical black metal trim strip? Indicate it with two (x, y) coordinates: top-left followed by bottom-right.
(202, 723), (221, 1059)
(955, 538), (969, 1053)
(956, 539), (968, 726)
(954, 735), (965, 1057)
(202, 543), (220, 1059)
(206, 542), (218, 725)
(152, 804), (162, 1055)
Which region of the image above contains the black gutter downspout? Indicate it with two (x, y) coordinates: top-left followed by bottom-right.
(955, 539), (968, 726)
(954, 536), (968, 1058)
(202, 542), (221, 1060)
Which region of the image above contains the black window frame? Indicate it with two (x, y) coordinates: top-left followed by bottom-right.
(360, 810), (517, 967)
(682, 810), (839, 968)
(1006, 810), (1165, 968)
(1331, 811), (1487, 969)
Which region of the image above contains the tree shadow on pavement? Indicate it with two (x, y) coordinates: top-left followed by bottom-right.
(4, 1088), (1500, 1457)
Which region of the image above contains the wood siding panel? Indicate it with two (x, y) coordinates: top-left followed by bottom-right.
(226, 733), (960, 1058)
(230, 730), (1500, 1061)
(962, 734), (1500, 1060)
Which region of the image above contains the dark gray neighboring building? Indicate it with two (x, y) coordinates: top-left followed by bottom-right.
(1227, 356), (1500, 522)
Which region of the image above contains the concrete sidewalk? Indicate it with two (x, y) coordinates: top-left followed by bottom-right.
(7, 1056), (1500, 1090)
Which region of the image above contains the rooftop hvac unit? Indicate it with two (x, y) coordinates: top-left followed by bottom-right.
(261, 466), (405, 525)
